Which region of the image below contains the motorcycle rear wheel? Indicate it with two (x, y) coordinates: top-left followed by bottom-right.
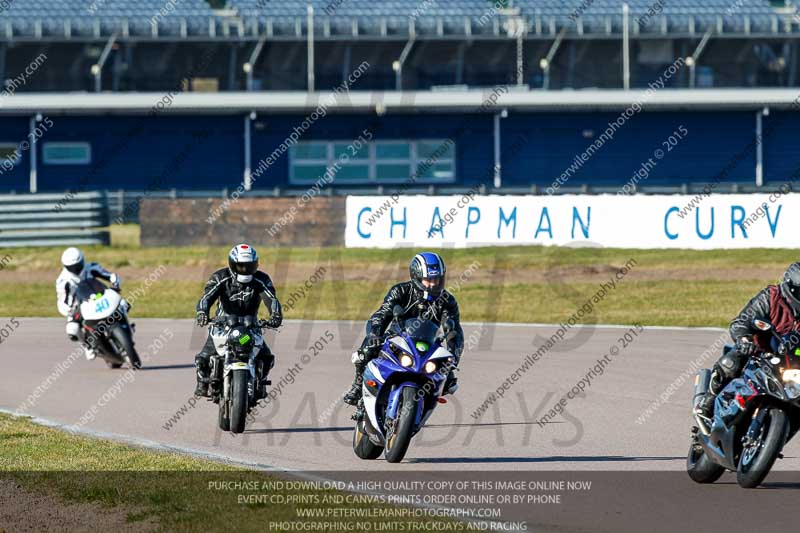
(737, 407), (789, 488)
(686, 443), (725, 484)
(353, 419), (383, 460)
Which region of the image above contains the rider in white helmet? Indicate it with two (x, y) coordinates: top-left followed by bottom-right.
(55, 247), (123, 360)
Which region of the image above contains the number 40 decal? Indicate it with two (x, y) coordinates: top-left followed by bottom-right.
(94, 298), (110, 313)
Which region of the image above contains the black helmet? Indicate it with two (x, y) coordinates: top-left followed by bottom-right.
(781, 262), (800, 314)
(228, 243), (258, 283)
(409, 252), (446, 302)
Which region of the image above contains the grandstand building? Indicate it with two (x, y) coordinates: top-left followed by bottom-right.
(1, 1), (800, 197)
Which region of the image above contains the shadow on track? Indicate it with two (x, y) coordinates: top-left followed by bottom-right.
(137, 364), (195, 371)
(245, 426), (351, 434)
(407, 455), (684, 464)
(426, 421), (557, 428)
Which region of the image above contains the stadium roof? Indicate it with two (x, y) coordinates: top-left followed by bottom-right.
(1, 89), (798, 115)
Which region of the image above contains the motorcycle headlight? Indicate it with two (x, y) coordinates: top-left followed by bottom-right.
(399, 354), (414, 368)
(424, 361), (437, 374)
(783, 369), (800, 399)
(783, 369), (800, 383)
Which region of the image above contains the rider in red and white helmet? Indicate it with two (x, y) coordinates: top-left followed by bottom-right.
(194, 243), (283, 398)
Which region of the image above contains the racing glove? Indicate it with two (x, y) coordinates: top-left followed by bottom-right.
(736, 336), (757, 357)
(196, 311), (209, 327)
(110, 273), (121, 291)
(266, 314), (283, 328)
(366, 333), (382, 349)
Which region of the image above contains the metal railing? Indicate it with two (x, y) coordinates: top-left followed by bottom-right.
(0, 192), (109, 247)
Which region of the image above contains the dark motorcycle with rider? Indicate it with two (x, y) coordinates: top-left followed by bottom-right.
(690, 263), (800, 487)
(194, 244), (283, 434)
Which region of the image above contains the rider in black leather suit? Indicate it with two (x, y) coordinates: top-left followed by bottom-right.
(343, 252), (464, 412)
(194, 244), (282, 398)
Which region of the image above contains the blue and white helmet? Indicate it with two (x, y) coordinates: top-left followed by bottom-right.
(228, 243), (258, 283)
(410, 252), (446, 301)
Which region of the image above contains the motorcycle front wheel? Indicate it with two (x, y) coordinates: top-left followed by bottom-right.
(229, 370), (249, 434)
(384, 387), (418, 464)
(110, 326), (141, 370)
(737, 406), (789, 488)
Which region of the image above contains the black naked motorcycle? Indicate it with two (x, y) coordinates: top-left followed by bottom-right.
(207, 314), (274, 434)
(689, 318), (800, 488)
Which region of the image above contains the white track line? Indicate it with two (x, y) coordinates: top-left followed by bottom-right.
(0, 408), (511, 530)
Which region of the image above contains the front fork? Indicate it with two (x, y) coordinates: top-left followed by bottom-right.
(742, 406), (766, 449)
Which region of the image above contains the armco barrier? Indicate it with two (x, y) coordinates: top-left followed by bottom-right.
(139, 197), (346, 247)
(0, 192), (110, 247)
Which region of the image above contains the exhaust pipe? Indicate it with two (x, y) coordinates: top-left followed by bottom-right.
(693, 369), (711, 410)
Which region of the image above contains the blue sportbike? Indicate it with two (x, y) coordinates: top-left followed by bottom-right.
(353, 306), (457, 463)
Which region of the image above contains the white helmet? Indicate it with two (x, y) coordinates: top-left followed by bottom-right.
(61, 247), (84, 275)
(228, 243), (258, 283)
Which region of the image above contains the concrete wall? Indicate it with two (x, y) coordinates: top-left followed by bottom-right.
(140, 197), (346, 247)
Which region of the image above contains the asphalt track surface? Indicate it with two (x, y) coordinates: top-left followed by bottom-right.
(9, 318), (800, 532)
(6, 316), (800, 474)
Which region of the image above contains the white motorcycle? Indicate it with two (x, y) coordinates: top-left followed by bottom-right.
(208, 314), (274, 434)
(68, 277), (141, 370)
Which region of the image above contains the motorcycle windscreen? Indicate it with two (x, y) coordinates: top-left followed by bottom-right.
(75, 278), (107, 302)
(401, 319), (439, 347)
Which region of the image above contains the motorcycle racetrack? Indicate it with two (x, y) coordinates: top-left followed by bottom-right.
(4, 316), (795, 473)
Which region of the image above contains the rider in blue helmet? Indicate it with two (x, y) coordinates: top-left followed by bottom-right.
(343, 252), (465, 414)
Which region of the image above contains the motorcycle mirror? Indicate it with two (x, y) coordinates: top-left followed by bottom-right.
(753, 319), (773, 331)
(392, 305), (404, 318)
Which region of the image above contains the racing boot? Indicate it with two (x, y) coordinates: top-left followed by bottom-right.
(343, 354), (368, 406)
(194, 355), (211, 398)
(256, 355), (275, 401)
(694, 368), (725, 420)
(351, 398), (365, 421)
(694, 393), (715, 419)
(443, 371), (459, 396)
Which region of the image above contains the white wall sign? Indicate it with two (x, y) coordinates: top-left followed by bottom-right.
(345, 194), (797, 249)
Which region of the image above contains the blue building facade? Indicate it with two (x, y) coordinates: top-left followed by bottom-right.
(0, 109), (787, 193)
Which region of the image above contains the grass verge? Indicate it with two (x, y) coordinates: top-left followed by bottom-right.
(0, 279), (769, 327)
(1, 225), (794, 327)
(0, 413), (454, 531)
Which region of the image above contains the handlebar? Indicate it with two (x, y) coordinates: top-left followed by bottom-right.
(210, 315), (277, 330)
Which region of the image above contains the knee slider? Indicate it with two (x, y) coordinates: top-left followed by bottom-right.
(717, 353), (741, 379)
